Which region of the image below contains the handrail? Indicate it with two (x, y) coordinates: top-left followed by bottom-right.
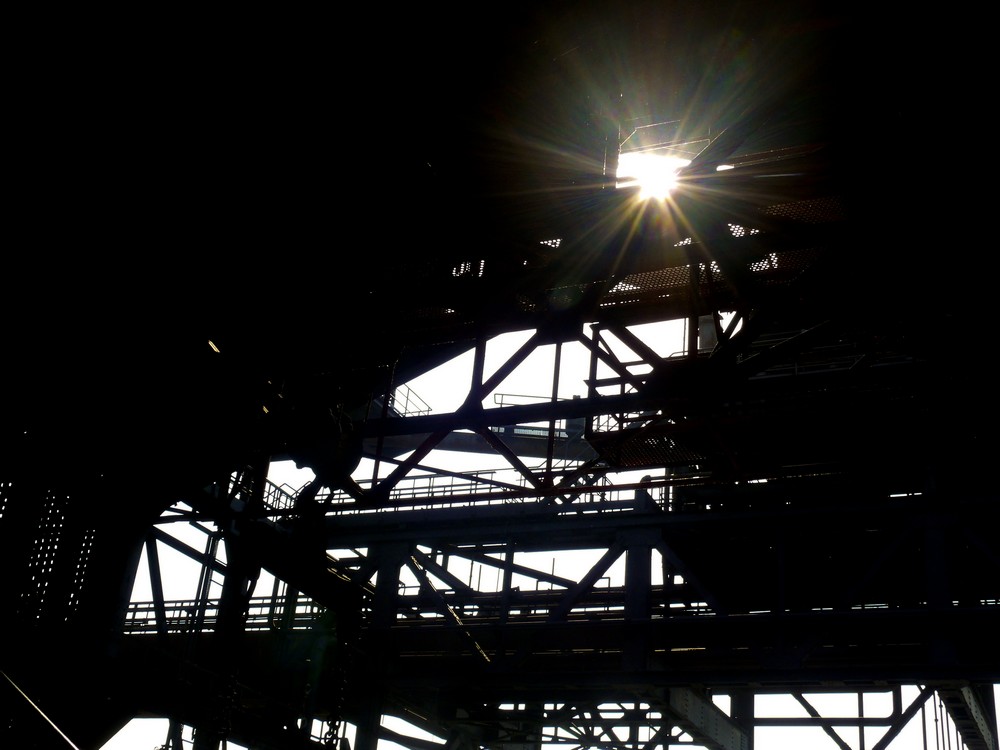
(123, 595), (330, 634)
(259, 467), (645, 515)
(121, 584), (708, 636)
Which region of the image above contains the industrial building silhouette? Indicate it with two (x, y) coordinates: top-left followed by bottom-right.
(2, 2), (997, 748)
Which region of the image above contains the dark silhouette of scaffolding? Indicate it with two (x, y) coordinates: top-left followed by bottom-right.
(2, 3), (997, 749)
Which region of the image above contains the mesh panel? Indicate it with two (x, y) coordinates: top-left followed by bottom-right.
(413, 306), (461, 321)
(545, 283), (595, 311)
(757, 247), (823, 285)
(616, 265), (694, 293)
(764, 196), (845, 223)
(66, 528), (96, 618)
(597, 431), (708, 469)
(20, 489), (66, 620)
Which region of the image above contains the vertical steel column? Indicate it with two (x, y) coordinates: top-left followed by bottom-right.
(355, 542), (407, 750)
(167, 719), (184, 750)
(622, 529), (655, 671)
(192, 465), (267, 750)
(730, 690), (754, 750)
(544, 342), (562, 483)
(858, 691), (866, 750)
(370, 359), (397, 484)
(687, 256), (701, 358)
(499, 546), (515, 627)
(923, 498), (957, 668)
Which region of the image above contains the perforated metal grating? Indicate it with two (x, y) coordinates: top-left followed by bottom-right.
(601, 431), (709, 469)
(20, 489), (66, 620)
(756, 247), (824, 285)
(66, 528), (95, 619)
(604, 246), (823, 305)
(764, 195), (845, 223)
(606, 265), (700, 306)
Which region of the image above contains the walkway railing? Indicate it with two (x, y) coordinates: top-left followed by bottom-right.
(259, 467), (650, 515)
(123, 594), (329, 634)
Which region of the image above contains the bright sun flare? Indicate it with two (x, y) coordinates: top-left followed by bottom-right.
(616, 152), (692, 200)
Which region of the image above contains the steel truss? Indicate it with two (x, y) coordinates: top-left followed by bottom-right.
(2, 6), (998, 749)
(122, 295), (999, 748)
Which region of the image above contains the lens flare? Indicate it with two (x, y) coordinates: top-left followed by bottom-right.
(616, 152), (692, 200)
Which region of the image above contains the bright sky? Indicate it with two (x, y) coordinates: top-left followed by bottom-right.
(97, 325), (998, 750)
(99, 686), (1000, 750)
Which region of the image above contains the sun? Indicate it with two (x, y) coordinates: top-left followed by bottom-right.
(616, 152), (691, 200)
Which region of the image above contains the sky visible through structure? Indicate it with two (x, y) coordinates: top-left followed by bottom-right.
(98, 323), (999, 750)
(101, 686), (1000, 750)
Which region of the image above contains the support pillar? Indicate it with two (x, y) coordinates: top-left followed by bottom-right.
(355, 542), (407, 750)
(622, 529), (654, 671)
(730, 689), (754, 750)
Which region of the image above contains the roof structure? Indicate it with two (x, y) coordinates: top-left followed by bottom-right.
(2, 3), (997, 749)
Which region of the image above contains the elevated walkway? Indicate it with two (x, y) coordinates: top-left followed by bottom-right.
(363, 386), (597, 461)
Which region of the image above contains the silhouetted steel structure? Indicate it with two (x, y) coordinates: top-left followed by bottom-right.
(2, 3), (998, 749)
